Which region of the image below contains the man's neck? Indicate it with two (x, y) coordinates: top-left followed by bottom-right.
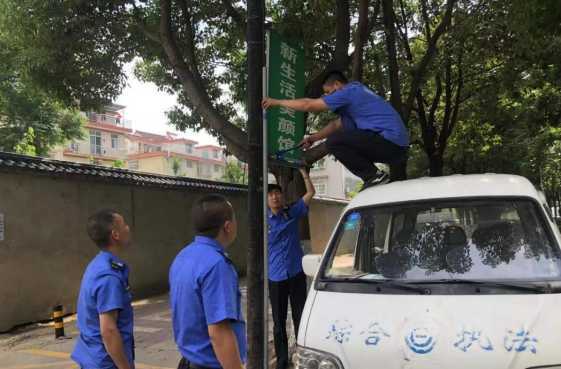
(270, 206), (282, 215)
(213, 235), (228, 249)
(104, 244), (123, 259)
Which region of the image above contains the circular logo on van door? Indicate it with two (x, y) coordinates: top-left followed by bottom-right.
(405, 327), (436, 354)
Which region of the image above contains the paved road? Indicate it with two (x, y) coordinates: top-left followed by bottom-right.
(0, 284), (295, 369)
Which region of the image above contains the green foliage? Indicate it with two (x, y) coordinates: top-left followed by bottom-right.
(112, 159), (125, 169)
(0, 5), (86, 156)
(346, 181), (364, 199)
(171, 157), (182, 176)
(222, 160), (247, 185)
(0, 74), (86, 156)
(13, 127), (37, 156)
(1, 0), (560, 188)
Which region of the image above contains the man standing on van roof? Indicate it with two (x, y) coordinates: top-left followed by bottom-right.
(169, 194), (246, 369)
(263, 70), (409, 189)
(71, 210), (134, 369)
(267, 168), (315, 369)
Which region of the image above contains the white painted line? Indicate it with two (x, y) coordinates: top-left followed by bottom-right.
(141, 313), (172, 322)
(134, 326), (163, 333)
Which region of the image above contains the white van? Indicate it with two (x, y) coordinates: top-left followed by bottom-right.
(298, 174), (561, 369)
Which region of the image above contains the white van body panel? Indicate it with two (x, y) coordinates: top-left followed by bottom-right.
(303, 292), (561, 369)
(298, 174), (561, 369)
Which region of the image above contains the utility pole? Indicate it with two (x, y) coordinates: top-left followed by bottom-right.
(246, 0), (265, 369)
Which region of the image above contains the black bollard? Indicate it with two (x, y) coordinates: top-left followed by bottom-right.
(53, 305), (65, 338)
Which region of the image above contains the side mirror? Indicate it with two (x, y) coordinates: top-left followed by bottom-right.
(302, 254), (322, 277)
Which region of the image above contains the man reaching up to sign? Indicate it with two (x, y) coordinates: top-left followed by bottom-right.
(263, 71), (409, 189)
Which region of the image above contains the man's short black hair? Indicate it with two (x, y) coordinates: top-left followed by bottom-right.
(192, 194), (234, 238)
(322, 70), (348, 86)
(87, 209), (118, 249)
(268, 184), (283, 194)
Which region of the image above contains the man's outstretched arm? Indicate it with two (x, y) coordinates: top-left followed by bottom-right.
(262, 97), (328, 113)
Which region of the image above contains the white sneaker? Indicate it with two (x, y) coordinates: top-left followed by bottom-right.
(361, 171), (390, 191)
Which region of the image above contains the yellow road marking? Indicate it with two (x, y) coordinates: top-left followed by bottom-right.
(137, 364), (174, 369)
(17, 349), (173, 369)
(18, 350), (69, 359)
(2, 361), (76, 369)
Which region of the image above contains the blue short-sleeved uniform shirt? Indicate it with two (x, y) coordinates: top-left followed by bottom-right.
(71, 251), (134, 369)
(322, 81), (410, 147)
(169, 236), (247, 368)
(268, 198), (309, 282)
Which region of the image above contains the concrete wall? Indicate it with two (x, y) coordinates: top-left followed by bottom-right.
(0, 171), (248, 332)
(137, 156), (167, 175)
(0, 170), (346, 331)
(308, 198), (348, 254)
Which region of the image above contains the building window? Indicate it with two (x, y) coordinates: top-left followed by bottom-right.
(198, 164), (211, 176)
(101, 114), (106, 122)
(128, 160), (139, 170)
(202, 151), (209, 159)
(312, 158), (326, 171)
(314, 181), (327, 195)
(90, 130), (102, 155)
(185, 160), (193, 168)
(214, 164), (221, 173)
(111, 134), (119, 149)
(70, 142), (79, 152)
(185, 144), (193, 154)
(213, 150), (219, 159)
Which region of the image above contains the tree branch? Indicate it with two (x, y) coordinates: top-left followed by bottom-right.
(159, 0), (248, 161)
(221, 0), (247, 31)
(176, 0), (200, 74)
(428, 73), (442, 125)
(335, 0), (351, 65)
(440, 51), (464, 150)
(397, 0), (414, 62)
(131, 3), (161, 44)
(382, 0), (403, 115)
(419, 0), (432, 40)
(416, 90), (435, 156)
(352, 0), (370, 81)
(441, 55), (453, 146)
(305, 0), (352, 98)
(403, 0), (457, 123)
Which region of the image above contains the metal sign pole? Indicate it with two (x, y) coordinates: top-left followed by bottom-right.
(262, 29), (270, 369)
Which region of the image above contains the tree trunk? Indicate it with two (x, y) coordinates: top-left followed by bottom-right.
(429, 152), (444, 177)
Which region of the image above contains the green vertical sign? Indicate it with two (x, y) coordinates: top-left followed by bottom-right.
(266, 30), (305, 164)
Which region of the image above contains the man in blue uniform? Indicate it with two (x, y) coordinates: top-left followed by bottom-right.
(267, 168), (315, 369)
(263, 70), (409, 188)
(72, 210), (134, 369)
(169, 194), (246, 369)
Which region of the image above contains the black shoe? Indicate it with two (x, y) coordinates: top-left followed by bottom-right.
(361, 171), (390, 191)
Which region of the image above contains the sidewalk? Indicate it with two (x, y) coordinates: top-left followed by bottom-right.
(0, 282), (295, 369)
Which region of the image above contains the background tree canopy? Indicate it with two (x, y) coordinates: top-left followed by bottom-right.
(0, 0), (560, 191)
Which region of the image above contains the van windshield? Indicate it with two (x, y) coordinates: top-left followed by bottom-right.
(323, 198), (561, 282)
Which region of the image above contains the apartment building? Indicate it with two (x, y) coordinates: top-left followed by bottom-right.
(310, 155), (361, 199)
(49, 105), (227, 181)
(50, 104), (132, 166)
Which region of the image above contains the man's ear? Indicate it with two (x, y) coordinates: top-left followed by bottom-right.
(223, 220), (233, 234)
(111, 228), (120, 241)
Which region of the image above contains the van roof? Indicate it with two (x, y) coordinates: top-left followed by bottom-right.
(349, 174), (541, 209)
